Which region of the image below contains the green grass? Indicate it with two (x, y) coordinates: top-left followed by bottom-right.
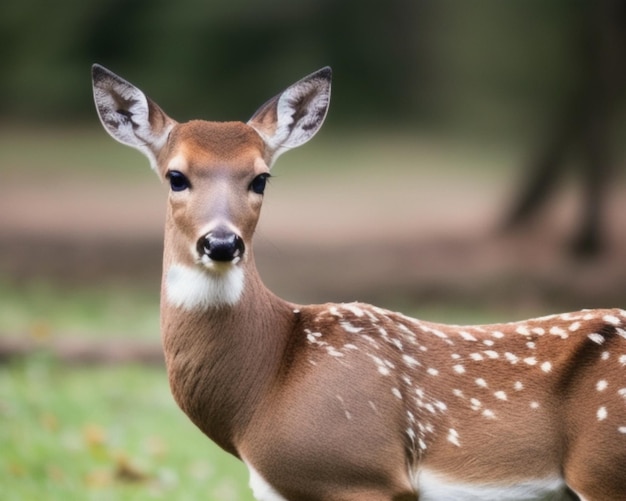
(0, 357), (254, 501)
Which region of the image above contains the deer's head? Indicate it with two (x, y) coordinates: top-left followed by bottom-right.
(92, 65), (331, 308)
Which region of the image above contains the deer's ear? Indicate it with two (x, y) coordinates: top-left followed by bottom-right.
(91, 64), (175, 171)
(248, 67), (331, 167)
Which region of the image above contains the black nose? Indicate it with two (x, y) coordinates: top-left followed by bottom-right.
(197, 230), (245, 262)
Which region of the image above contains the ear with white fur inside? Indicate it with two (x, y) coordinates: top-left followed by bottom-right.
(248, 67), (331, 167)
(91, 64), (175, 172)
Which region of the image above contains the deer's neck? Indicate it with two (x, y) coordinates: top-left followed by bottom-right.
(160, 256), (296, 456)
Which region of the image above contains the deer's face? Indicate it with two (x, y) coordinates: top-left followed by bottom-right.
(159, 121), (269, 272)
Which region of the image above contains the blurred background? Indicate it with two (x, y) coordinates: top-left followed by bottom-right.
(1, 1), (625, 499)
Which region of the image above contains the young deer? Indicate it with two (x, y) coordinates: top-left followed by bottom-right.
(92, 64), (626, 500)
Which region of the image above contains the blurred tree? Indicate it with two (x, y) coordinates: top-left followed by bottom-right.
(501, 0), (626, 257)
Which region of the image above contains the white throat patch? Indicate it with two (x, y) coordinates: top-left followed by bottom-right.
(166, 263), (245, 310)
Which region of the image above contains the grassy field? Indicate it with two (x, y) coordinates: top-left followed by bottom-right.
(0, 357), (254, 501)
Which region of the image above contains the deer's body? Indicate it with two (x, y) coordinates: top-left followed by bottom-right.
(92, 65), (626, 500)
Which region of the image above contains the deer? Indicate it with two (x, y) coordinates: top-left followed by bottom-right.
(91, 64), (626, 501)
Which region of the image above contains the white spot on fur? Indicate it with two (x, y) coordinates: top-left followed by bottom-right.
(588, 333), (605, 345)
(524, 357), (537, 366)
(407, 427), (417, 444)
(368, 400), (379, 414)
(568, 321), (581, 332)
(392, 387), (403, 400)
(604, 314), (621, 326)
(447, 428), (461, 447)
(329, 306), (342, 318)
(504, 352), (520, 364)
(549, 326), (568, 339)
(515, 326), (530, 336)
(427, 368), (439, 376)
(597, 380), (608, 392)
(482, 409), (496, 419)
(453, 364), (466, 374)
(530, 401), (540, 409)
(435, 400), (447, 412)
(343, 303), (364, 317)
(619, 426), (626, 434)
(484, 350), (499, 359)
(340, 321), (363, 334)
(363, 308), (379, 323)
(459, 331), (477, 342)
(514, 381), (524, 391)
(475, 378), (488, 388)
(597, 406), (608, 421)
(619, 355), (626, 366)
(494, 391), (507, 401)
(541, 361), (552, 373)
(166, 263), (244, 309)
(326, 346), (344, 358)
(369, 355), (396, 375)
(402, 354), (421, 367)
(306, 330), (325, 345)
(390, 338), (403, 350)
(336, 395), (352, 420)
(531, 327), (545, 335)
(425, 326), (449, 340)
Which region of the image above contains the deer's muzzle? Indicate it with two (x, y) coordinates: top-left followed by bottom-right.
(197, 229), (245, 263)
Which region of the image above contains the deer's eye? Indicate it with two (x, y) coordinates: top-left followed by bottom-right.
(167, 171), (190, 192)
(250, 173), (270, 195)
